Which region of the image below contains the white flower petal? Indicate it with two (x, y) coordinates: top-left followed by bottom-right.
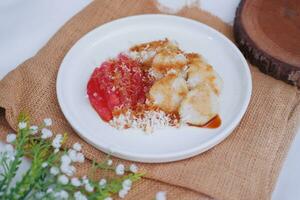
(50, 166), (59, 175)
(41, 128), (53, 139)
(107, 159), (113, 166)
(104, 197), (113, 200)
(72, 142), (82, 152)
(155, 191), (167, 200)
(84, 182), (94, 192)
(43, 118), (52, 126)
(74, 191), (87, 200)
(115, 164), (125, 176)
(118, 189), (128, 199)
(68, 149), (77, 162)
(99, 178), (107, 188)
(71, 177), (81, 187)
(41, 162), (48, 168)
(58, 175), (69, 185)
(30, 125), (38, 135)
(61, 154), (71, 165)
(6, 133), (16, 143)
(129, 164), (138, 173)
(76, 152), (85, 163)
(18, 122), (27, 129)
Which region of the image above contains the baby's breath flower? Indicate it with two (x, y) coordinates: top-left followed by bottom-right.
(6, 133), (16, 143)
(72, 142), (82, 151)
(74, 191), (87, 200)
(54, 148), (59, 153)
(50, 166), (60, 175)
(18, 121), (27, 129)
(71, 177), (81, 187)
(61, 154), (71, 165)
(122, 179), (132, 189)
(107, 159), (113, 166)
(82, 176), (89, 184)
(58, 175), (69, 185)
(52, 134), (63, 149)
(41, 162), (48, 168)
(84, 182), (94, 192)
(118, 188), (128, 199)
(41, 128), (53, 139)
(68, 149), (77, 162)
(46, 188), (53, 193)
(4, 144), (14, 152)
(76, 152), (85, 163)
(115, 164), (125, 176)
(129, 164), (138, 173)
(43, 118), (52, 126)
(104, 197), (113, 200)
(156, 191), (167, 200)
(55, 190), (69, 199)
(99, 178), (107, 188)
(60, 164), (76, 177)
(30, 125), (38, 135)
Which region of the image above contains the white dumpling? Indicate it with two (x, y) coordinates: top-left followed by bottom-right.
(186, 53), (223, 95)
(149, 74), (188, 113)
(179, 84), (219, 126)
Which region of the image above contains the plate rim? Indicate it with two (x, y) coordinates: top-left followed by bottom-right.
(56, 14), (252, 163)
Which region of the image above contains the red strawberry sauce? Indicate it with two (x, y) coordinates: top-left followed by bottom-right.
(87, 54), (153, 122)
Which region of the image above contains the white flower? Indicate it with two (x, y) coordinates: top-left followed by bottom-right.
(52, 134), (63, 149)
(68, 149), (77, 162)
(118, 189), (128, 199)
(107, 159), (113, 166)
(72, 143), (82, 151)
(99, 178), (107, 188)
(4, 144), (14, 152)
(60, 164), (76, 176)
(71, 177), (81, 187)
(155, 191), (167, 200)
(55, 190), (69, 199)
(18, 122), (27, 129)
(30, 125), (38, 135)
(50, 166), (59, 175)
(6, 133), (16, 143)
(67, 150), (84, 163)
(61, 154), (71, 165)
(104, 197), (113, 200)
(129, 164), (138, 173)
(43, 118), (52, 126)
(54, 148), (59, 153)
(46, 188), (53, 193)
(84, 182), (94, 192)
(82, 176), (89, 184)
(122, 179), (132, 190)
(115, 164), (125, 176)
(41, 162), (48, 168)
(41, 128), (53, 139)
(76, 152), (85, 163)
(58, 175), (69, 185)
(74, 191), (87, 200)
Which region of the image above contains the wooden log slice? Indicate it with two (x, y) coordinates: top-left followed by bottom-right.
(234, 0), (300, 87)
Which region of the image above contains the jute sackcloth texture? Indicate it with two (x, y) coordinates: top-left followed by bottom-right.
(0, 0), (299, 199)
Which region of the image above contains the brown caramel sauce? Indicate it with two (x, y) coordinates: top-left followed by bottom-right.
(188, 115), (221, 129)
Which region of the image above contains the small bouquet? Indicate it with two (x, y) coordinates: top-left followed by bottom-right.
(0, 113), (149, 200)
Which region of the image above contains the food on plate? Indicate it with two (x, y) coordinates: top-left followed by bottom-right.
(87, 39), (223, 132)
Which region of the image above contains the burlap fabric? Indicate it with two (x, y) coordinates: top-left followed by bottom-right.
(0, 1), (299, 199)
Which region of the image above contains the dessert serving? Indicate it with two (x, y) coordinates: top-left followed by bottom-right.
(87, 39), (223, 133)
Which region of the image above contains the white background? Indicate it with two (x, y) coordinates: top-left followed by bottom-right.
(0, 0), (299, 199)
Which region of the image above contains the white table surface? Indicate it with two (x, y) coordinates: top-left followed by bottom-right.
(0, 0), (299, 199)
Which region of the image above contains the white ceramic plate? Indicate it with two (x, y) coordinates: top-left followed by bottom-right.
(57, 14), (252, 163)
